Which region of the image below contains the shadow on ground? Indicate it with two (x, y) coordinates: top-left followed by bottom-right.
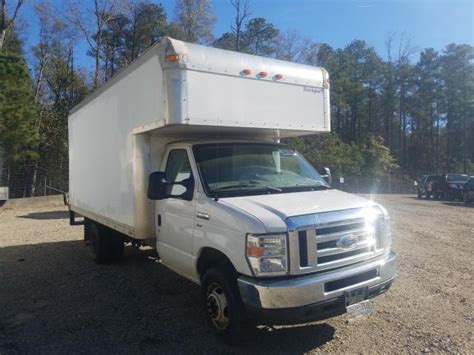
(405, 196), (434, 201)
(406, 196), (474, 208)
(0, 240), (335, 353)
(17, 210), (71, 220)
(442, 201), (474, 208)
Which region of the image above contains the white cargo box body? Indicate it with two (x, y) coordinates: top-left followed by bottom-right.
(69, 37), (330, 239)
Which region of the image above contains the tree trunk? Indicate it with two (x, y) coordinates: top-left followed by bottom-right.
(30, 161), (38, 196)
(34, 56), (47, 101)
(6, 156), (10, 188)
(0, 29), (5, 50)
(462, 107), (467, 173)
(94, 47), (100, 88)
(429, 106), (434, 172)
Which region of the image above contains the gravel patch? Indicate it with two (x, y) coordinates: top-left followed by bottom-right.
(0, 195), (473, 353)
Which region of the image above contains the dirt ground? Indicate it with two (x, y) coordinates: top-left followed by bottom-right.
(0, 195), (473, 354)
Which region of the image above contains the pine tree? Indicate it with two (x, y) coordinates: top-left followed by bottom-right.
(0, 52), (40, 189)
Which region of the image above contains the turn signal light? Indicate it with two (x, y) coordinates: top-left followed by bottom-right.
(246, 246), (264, 257)
(165, 54), (179, 62)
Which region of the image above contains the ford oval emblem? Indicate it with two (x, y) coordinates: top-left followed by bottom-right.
(337, 235), (358, 249)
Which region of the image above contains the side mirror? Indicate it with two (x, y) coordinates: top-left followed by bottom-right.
(321, 167), (332, 186)
(147, 172), (195, 201)
(147, 172), (168, 200)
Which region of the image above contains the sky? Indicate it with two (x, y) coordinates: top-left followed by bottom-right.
(20, 0), (474, 71)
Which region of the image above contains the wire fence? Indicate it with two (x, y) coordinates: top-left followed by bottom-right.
(1, 156), (69, 199)
(2, 156), (417, 200)
(332, 175), (417, 195)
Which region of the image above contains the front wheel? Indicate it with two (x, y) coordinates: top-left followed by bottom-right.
(201, 267), (250, 342)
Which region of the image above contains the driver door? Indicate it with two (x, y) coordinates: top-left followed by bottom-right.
(155, 148), (196, 278)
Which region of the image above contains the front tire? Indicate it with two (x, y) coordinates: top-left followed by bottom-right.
(201, 267), (250, 342)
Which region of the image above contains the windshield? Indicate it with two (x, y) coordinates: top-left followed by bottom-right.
(447, 174), (469, 182)
(193, 143), (328, 198)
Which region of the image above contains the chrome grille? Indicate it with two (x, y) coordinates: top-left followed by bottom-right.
(315, 218), (375, 271)
(287, 207), (384, 275)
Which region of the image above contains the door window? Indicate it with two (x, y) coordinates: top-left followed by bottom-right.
(165, 149), (194, 199)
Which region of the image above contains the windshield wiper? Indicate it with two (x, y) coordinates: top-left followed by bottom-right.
(213, 184), (283, 193)
(290, 184), (330, 191)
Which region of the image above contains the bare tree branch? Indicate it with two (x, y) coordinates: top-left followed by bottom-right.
(64, 0), (119, 88)
(0, 0), (24, 50)
(230, 0), (250, 51)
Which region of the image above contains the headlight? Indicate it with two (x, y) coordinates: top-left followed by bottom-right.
(366, 205), (391, 251)
(246, 234), (288, 276)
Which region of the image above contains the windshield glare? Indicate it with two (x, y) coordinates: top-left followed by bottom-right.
(193, 143), (328, 197)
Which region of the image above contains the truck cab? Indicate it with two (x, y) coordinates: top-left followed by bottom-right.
(146, 139), (396, 337)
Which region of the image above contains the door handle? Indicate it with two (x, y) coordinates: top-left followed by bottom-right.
(157, 214), (162, 226)
(196, 212), (210, 220)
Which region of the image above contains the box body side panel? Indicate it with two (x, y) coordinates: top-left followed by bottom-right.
(69, 54), (164, 232)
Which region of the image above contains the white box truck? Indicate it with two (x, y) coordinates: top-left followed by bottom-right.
(68, 37), (396, 339)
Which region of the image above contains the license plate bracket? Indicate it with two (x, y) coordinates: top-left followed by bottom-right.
(344, 287), (368, 307)
(345, 287), (373, 321)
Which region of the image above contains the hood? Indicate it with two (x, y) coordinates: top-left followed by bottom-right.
(221, 189), (376, 233)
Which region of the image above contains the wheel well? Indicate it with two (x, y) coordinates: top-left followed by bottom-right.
(197, 248), (236, 279)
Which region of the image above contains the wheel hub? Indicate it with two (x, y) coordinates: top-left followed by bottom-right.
(206, 283), (230, 330)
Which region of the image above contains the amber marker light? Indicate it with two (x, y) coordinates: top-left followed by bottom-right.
(274, 74), (284, 80)
(258, 71), (268, 77)
(246, 246), (265, 257)
(165, 54), (179, 62)
(242, 68), (252, 75)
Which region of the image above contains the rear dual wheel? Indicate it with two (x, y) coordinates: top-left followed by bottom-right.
(88, 222), (124, 264)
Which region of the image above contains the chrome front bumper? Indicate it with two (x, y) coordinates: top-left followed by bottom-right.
(238, 251), (396, 310)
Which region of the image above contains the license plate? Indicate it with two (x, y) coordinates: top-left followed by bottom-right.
(346, 300), (374, 321)
(345, 287), (373, 321)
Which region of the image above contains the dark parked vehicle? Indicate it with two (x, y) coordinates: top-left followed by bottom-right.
(446, 174), (470, 201)
(417, 175), (445, 199)
(462, 177), (474, 204)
